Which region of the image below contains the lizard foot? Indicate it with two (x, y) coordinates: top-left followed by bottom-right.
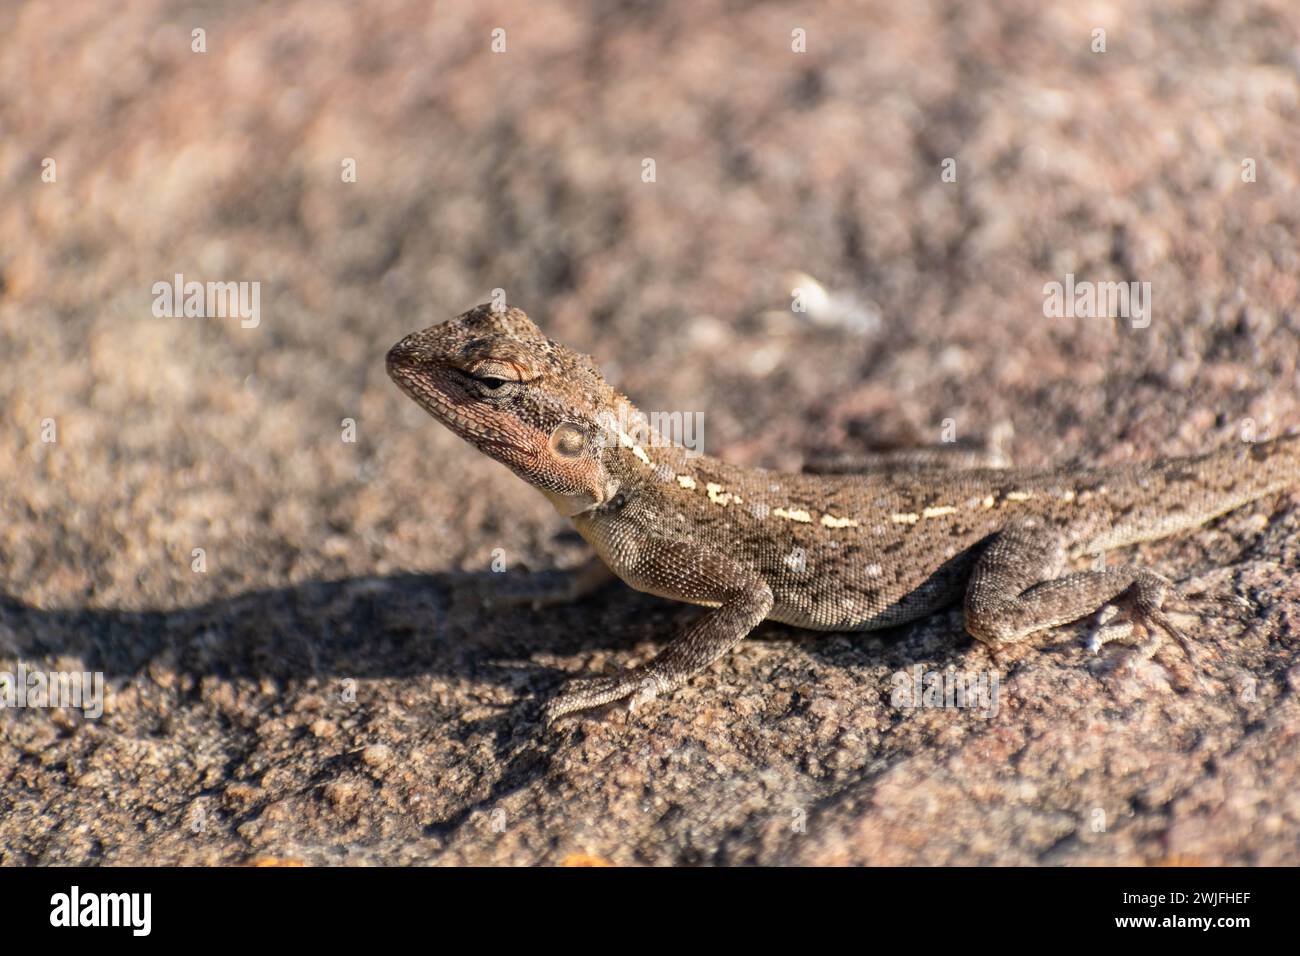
(543, 670), (667, 726)
(1087, 573), (1206, 688)
(1086, 603), (1136, 652)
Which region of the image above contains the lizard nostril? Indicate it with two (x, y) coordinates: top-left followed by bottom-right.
(385, 338), (417, 376)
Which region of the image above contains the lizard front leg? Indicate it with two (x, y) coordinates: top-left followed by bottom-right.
(543, 540), (773, 724)
(964, 515), (1191, 661)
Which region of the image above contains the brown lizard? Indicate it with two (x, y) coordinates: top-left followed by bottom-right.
(387, 304), (1300, 723)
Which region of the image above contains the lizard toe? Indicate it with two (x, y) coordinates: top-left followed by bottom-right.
(543, 671), (647, 725)
(1086, 603), (1136, 652)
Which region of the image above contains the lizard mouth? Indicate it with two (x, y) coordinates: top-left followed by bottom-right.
(387, 362), (464, 427)
(385, 339), (458, 419)
(385, 351), (443, 415)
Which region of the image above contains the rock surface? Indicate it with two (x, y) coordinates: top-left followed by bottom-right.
(1, 0), (1297, 865)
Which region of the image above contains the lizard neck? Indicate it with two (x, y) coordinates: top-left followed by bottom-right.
(592, 397), (721, 497)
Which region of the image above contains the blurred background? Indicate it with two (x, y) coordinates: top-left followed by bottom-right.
(1, 1), (1298, 865)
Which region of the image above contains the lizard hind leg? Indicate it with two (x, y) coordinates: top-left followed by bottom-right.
(963, 517), (1199, 673)
(1087, 573), (1204, 678)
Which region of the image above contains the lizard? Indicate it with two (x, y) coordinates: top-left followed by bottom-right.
(386, 303), (1300, 724)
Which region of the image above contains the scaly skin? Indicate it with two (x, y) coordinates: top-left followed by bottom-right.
(387, 304), (1300, 723)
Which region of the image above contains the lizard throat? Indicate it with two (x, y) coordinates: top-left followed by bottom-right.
(539, 478), (620, 517)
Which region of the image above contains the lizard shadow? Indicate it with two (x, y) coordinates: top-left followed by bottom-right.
(0, 570), (666, 689)
(0, 564), (1043, 720)
(0, 570), (686, 802)
(0, 550), (1108, 713)
(0, 562), (1074, 815)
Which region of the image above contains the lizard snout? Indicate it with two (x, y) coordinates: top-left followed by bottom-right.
(385, 335), (420, 378)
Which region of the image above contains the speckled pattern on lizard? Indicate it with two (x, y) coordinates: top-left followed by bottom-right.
(387, 304), (1300, 724)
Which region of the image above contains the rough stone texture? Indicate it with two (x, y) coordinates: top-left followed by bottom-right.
(1, 0), (1298, 865)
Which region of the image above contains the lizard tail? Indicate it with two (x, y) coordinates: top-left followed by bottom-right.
(1078, 432), (1300, 554)
(1164, 431), (1300, 522)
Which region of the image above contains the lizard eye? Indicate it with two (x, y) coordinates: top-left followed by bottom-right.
(549, 423), (588, 458)
(468, 373), (520, 399)
(464, 358), (529, 398)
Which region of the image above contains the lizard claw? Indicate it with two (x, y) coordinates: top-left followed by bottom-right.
(1085, 575), (1209, 690)
(1086, 603), (1134, 652)
(627, 677), (661, 713)
(1141, 605), (1209, 690)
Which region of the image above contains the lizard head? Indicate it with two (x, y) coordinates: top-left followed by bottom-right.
(386, 303), (627, 516)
